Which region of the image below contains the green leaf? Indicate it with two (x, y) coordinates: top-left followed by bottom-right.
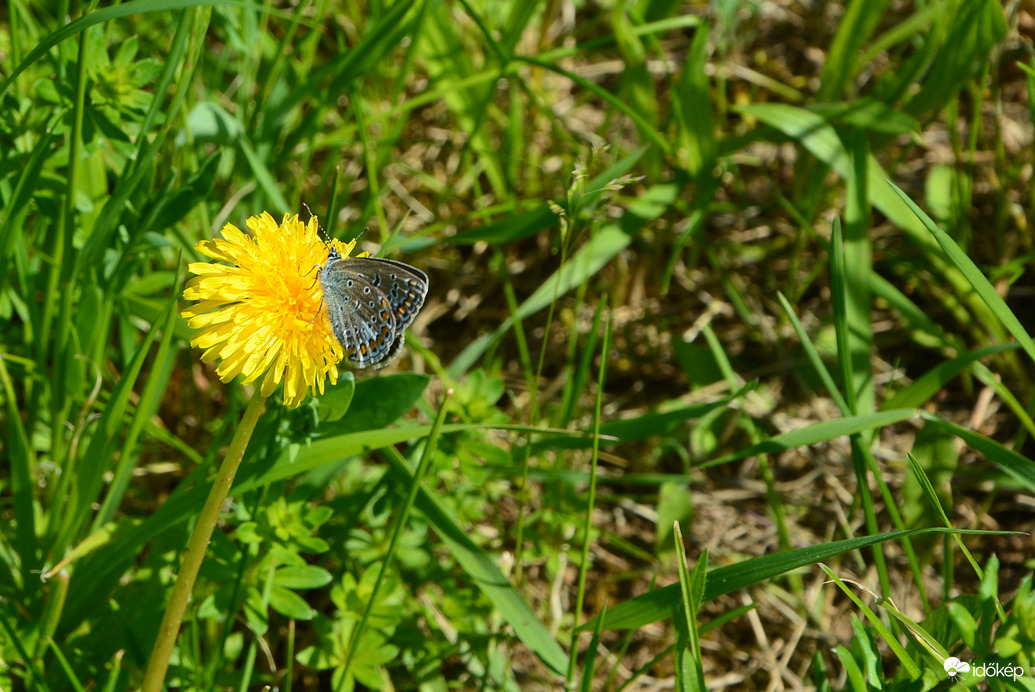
(701, 409), (916, 468)
(274, 565), (334, 590)
(319, 373), (429, 434)
(579, 528), (1015, 632)
(922, 414), (1035, 494)
(269, 584), (316, 620)
(449, 206), (555, 245)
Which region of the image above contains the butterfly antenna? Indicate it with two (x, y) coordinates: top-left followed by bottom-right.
(302, 202), (332, 242)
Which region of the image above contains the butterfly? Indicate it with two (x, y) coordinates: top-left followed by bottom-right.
(317, 243), (429, 369)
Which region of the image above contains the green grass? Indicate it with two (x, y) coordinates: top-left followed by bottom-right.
(1, 0), (1034, 690)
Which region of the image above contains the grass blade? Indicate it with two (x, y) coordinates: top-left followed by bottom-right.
(887, 180), (1035, 365)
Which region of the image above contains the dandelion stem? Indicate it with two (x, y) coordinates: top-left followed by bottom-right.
(141, 389), (268, 692)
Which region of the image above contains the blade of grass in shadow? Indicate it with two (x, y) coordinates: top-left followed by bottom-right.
(555, 299), (605, 428)
(537, 15), (701, 64)
(94, 286), (182, 529)
(881, 343), (1018, 411)
(240, 424), (594, 490)
(902, 0), (1005, 119)
(449, 205), (556, 245)
(670, 20), (716, 178)
(786, 282), (930, 609)
(869, 277), (1035, 436)
(264, 0), (411, 131)
(37, 28), (88, 524)
(777, 291), (850, 413)
(0, 354), (39, 584)
(578, 602), (607, 692)
(0, 608), (51, 692)
(829, 217), (856, 410)
(887, 180), (1035, 364)
(77, 8), (206, 276)
(47, 289), (170, 559)
(816, 0), (889, 100)
(245, 0), (309, 137)
(578, 527), (1019, 632)
(42, 619), (80, 688)
(842, 132), (875, 415)
(0, 130), (55, 287)
(447, 148), (648, 246)
(498, 246), (536, 431)
(421, 4), (507, 197)
(920, 413), (1035, 494)
(859, 2), (940, 68)
(353, 91), (397, 245)
(611, 9), (658, 174)
(529, 383), (755, 456)
(513, 55), (672, 156)
(869, 273), (956, 350)
(237, 133), (290, 213)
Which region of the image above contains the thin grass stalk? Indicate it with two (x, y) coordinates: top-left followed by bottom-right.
(46, 633), (83, 692)
(341, 389), (453, 676)
(352, 89), (389, 243)
(248, 0), (306, 135)
(702, 321), (803, 600)
(0, 339), (38, 584)
(498, 250), (536, 408)
(830, 218), (892, 599)
(141, 389), (269, 692)
(8, 0), (21, 79)
(284, 618), (296, 692)
(567, 305), (610, 684)
(513, 56), (672, 156)
(94, 293), (180, 529)
(512, 234), (568, 590)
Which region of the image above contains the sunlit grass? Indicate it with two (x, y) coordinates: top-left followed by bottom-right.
(0, 1), (1033, 690)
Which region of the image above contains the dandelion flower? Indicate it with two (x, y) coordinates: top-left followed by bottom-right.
(182, 211), (361, 408)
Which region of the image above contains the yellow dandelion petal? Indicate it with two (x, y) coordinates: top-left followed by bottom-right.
(260, 367), (281, 402)
(181, 211), (355, 408)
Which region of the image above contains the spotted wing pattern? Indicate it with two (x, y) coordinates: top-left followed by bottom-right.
(318, 254), (429, 369)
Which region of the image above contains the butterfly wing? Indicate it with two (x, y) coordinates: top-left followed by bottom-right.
(351, 258), (429, 332)
(318, 262), (399, 368)
(318, 257), (428, 368)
